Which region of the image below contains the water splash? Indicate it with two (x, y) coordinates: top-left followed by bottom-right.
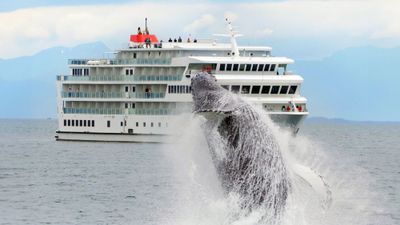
(162, 111), (385, 225)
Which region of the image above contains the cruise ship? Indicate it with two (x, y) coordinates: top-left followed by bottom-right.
(55, 19), (308, 142)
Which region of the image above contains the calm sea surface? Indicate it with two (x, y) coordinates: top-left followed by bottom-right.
(0, 119), (399, 225)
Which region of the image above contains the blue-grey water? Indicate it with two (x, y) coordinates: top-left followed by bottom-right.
(0, 119), (399, 225)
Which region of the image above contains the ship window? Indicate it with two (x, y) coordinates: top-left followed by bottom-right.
(107, 120), (110, 128)
(130, 69), (133, 75)
(120, 122), (123, 127)
(288, 86), (297, 94)
(245, 64), (251, 71)
(158, 122), (161, 127)
(80, 120), (83, 127)
(252, 64), (258, 71)
(280, 85), (289, 94)
(226, 64), (232, 71)
(125, 103), (129, 109)
(143, 122), (146, 127)
(133, 53), (137, 58)
(132, 103), (135, 108)
(219, 64), (226, 71)
(132, 86), (135, 92)
(231, 85), (240, 93)
(128, 129), (133, 134)
(125, 69), (129, 75)
(125, 86), (129, 92)
(270, 64), (276, 71)
(72, 120), (75, 126)
(261, 86), (270, 94)
(136, 122), (139, 127)
(67, 120), (70, 126)
(258, 64), (264, 71)
(173, 86), (176, 93)
(264, 64), (270, 71)
(76, 120), (79, 127)
(251, 86), (261, 94)
(221, 85), (229, 90)
(241, 86), (250, 94)
(239, 64), (245, 71)
(151, 122), (154, 127)
(271, 85), (280, 94)
(92, 120), (95, 127)
(84, 120), (87, 127)
(233, 64), (239, 71)
(64, 120), (66, 126)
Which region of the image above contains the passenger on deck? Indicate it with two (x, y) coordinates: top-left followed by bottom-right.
(145, 37), (151, 48)
(298, 105), (303, 112)
(178, 36), (182, 42)
(286, 106), (291, 112)
(137, 27), (142, 35)
(168, 38), (172, 42)
(194, 38), (197, 43)
(281, 106), (286, 112)
(174, 38), (177, 42)
(187, 37), (191, 43)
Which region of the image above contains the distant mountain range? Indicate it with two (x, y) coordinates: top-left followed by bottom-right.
(0, 43), (399, 121)
(0, 42), (110, 118)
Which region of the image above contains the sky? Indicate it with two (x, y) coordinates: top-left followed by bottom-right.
(1, 0), (400, 60)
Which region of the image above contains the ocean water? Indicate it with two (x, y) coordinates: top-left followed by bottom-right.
(0, 119), (399, 225)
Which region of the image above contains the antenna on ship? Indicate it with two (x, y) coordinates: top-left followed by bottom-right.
(225, 18), (241, 57)
(214, 18), (242, 57)
(144, 17), (149, 35)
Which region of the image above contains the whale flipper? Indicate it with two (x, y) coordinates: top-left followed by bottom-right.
(292, 163), (332, 209)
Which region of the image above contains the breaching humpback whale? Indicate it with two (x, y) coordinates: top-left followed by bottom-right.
(191, 72), (290, 219)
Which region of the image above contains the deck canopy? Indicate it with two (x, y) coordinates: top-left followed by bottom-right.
(130, 34), (159, 43)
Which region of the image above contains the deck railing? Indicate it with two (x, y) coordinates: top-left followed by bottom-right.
(63, 107), (177, 115)
(62, 91), (165, 99)
(62, 92), (123, 98)
(58, 74), (182, 82)
(68, 58), (172, 65)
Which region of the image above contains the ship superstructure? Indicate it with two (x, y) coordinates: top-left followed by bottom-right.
(55, 19), (308, 142)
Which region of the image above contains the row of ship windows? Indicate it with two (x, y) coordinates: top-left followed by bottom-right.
(219, 63), (276, 72)
(125, 69), (134, 75)
(132, 121), (167, 128)
(168, 85), (192, 94)
(72, 68), (89, 76)
(114, 121), (168, 128)
(221, 85), (298, 95)
(64, 119), (95, 127)
(64, 119), (169, 128)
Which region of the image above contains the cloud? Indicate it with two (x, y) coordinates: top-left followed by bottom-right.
(255, 28), (274, 38)
(184, 14), (216, 35)
(0, 1), (399, 59)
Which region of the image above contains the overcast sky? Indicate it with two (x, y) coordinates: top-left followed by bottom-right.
(1, 0), (399, 59)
